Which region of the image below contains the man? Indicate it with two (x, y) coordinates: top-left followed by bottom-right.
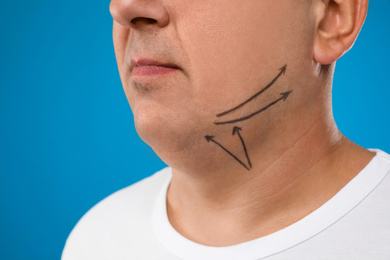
(62, 0), (390, 259)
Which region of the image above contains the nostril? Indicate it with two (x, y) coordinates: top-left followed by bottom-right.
(131, 17), (158, 25)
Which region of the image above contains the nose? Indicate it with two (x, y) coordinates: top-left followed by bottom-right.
(110, 0), (169, 29)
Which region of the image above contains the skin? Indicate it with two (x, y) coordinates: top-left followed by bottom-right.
(110, 0), (372, 246)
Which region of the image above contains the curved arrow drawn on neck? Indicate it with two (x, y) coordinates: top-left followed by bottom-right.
(214, 90), (293, 125)
(216, 65), (287, 118)
(205, 135), (250, 171)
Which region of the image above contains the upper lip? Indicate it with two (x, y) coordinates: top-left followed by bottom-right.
(129, 58), (180, 73)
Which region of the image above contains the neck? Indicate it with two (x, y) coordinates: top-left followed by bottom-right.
(166, 103), (374, 246)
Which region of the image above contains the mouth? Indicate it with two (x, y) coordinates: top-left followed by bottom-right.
(130, 58), (181, 77)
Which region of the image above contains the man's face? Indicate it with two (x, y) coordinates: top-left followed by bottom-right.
(110, 0), (316, 168)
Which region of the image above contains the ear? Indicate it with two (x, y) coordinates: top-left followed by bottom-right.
(313, 0), (369, 65)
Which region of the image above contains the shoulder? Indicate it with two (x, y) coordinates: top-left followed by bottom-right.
(62, 167), (171, 260)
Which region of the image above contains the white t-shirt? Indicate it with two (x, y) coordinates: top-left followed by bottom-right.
(62, 149), (390, 260)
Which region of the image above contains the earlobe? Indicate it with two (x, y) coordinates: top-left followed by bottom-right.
(313, 0), (368, 65)
(313, 31), (346, 65)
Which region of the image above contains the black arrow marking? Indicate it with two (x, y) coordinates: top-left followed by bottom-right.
(205, 135), (250, 170)
(232, 126), (252, 169)
(214, 90), (293, 125)
(216, 65), (287, 118)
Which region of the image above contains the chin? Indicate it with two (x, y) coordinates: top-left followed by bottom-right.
(134, 106), (218, 172)
(135, 106), (193, 153)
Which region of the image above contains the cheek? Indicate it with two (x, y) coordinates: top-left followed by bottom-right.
(113, 23), (130, 71)
(174, 0), (290, 106)
(172, 1), (312, 113)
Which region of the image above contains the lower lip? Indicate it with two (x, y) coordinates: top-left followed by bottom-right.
(131, 65), (180, 77)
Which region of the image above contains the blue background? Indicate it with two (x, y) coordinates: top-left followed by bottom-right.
(0, 1), (389, 259)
